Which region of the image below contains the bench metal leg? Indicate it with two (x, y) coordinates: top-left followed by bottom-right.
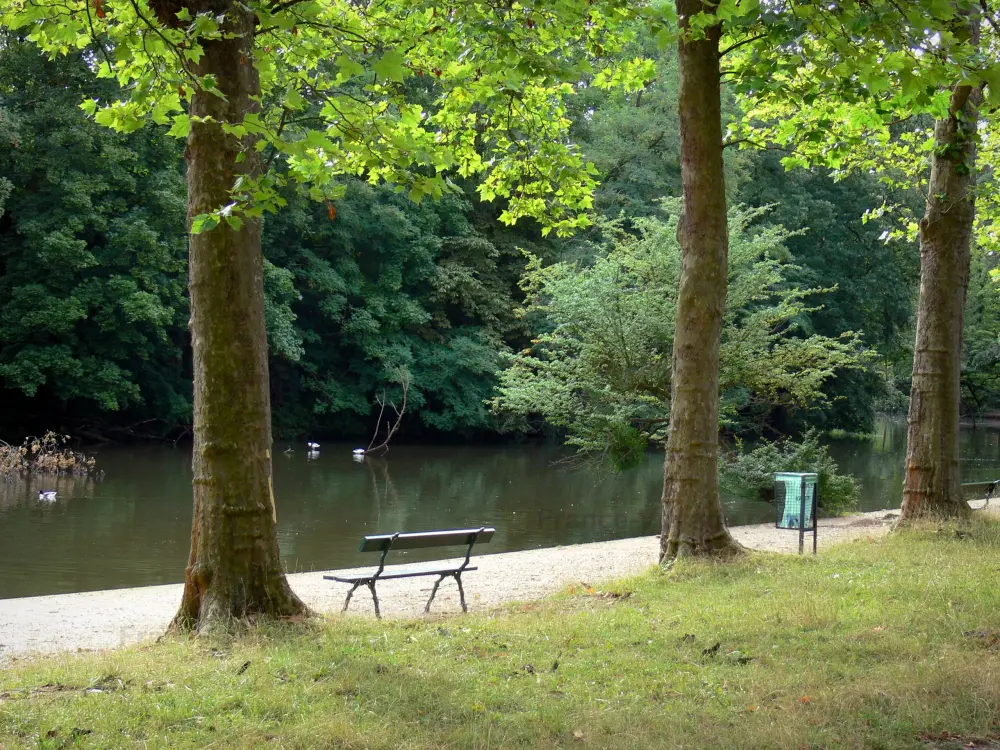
(425, 574), (446, 613)
(424, 573), (469, 614)
(454, 572), (468, 613)
(367, 581), (381, 620)
(343, 581), (362, 612)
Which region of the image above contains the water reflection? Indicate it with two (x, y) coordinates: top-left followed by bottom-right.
(2, 422), (999, 599)
(825, 420), (1000, 508)
(0, 473), (98, 512)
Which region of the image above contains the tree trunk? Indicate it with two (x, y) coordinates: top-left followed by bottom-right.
(162, 0), (308, 631)
(660, 0), (743, 561)
(900, 80), (978, 523)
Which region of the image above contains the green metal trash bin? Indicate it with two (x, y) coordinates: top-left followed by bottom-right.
(774, 472), (818, 554)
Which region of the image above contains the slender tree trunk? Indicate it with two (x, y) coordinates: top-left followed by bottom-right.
(900, 79), (978, 523)
(156, 0), (308, 631)
(660, 0), (743, 561)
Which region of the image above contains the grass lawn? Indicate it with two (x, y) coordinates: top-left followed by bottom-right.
(2, 519), (1000, 749)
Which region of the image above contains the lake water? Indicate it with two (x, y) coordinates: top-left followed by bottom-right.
(2, 421), (999, 599)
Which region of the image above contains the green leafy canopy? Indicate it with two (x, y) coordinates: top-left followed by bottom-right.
(2, 0), (655, 236)
(726, 1), (1000, 248)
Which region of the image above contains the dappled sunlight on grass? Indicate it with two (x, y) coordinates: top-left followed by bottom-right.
(2, 518), (1000, 748)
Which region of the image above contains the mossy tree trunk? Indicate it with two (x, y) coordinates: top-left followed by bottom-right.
(660, 0), (743, 561)
(900, 79), (979, 524)
(154, 0), (308, 631)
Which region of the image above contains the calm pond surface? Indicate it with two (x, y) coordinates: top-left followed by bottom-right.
(2, 420), (1000, 599)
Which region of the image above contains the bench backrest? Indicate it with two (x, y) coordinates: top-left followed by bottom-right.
(359, 527), (495, 553)
(962, 479), (1000, 494)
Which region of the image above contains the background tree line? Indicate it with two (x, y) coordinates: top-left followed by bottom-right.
(1, 28), (998, 446)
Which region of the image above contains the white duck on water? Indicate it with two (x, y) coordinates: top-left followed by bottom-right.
(38, 490), (57, 501)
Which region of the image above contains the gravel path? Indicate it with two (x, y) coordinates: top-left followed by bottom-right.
(0, 505), (987, 664)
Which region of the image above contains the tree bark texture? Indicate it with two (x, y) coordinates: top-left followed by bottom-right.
(660, 0), (743, 561)
(900, 80), (978, 523)
(156, 0), (308, 630)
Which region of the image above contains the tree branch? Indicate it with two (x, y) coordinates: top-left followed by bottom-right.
(364, 375), (409, 456)
(981, 0), (1000, 38)
(722, 136), (798, 153)
(719, 33), (768, 58)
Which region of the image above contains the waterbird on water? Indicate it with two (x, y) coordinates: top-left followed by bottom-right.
(307, 442), (320, 450)
(38, 490), (57, 501)
(352, 448), (366, 455)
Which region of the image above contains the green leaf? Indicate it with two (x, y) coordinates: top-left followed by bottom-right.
(167, 114), (192, 138)
(284, 87), (307, 111)
(335, 55), (364, 82)
(94, 108), (117, 128)
(373, 49), (406, 83)
(190, 213), (219, 234)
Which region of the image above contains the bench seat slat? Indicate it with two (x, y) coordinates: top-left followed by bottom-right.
(359, 527), (495, 552)
(324, 565), (479, 583)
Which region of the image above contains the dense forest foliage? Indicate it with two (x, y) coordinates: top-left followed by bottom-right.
(1, 32), (998, 444)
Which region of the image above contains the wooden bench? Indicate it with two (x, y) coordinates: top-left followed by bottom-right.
(324, 527), (495, 619)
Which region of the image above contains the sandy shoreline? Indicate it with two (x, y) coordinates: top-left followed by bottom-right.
(2, 505), (950, 664)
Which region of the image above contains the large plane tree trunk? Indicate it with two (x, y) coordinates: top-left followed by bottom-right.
(156, 0), (308, 631)
(900, 79), (978, 523)
(660, 0), (743, 561)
